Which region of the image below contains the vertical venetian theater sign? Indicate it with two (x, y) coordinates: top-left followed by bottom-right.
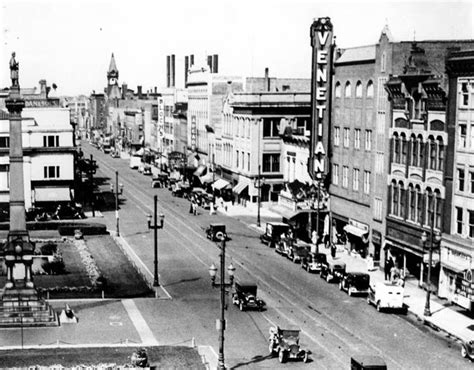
(308, 17), (334, 180)
(191, 115), (197, 151)
(158, 97), (165, 150)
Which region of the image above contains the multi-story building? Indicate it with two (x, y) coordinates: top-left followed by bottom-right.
(0, 81), (75, 211)
(89, 92), (106, 140)
(384, 40), (474, 287)
(440, 50), (474, 311)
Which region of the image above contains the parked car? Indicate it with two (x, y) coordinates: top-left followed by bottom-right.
(367, 282), (404, 312)
(151, 174), (169, 188)
(287, 241), (311, 263)
(350, 355), (387, 369)
(320, 260), (346, 283)
(275, 238), (292, 256)
(197, 192), (213, 209)
(110, 150), (120, 158)
(268, 326), (309, 363)
(301, 252), (327, 273)
(461, 338), (474, 361)
(232, 281), (265, 311)
(260, 222), (292, 248)
(205, 223), (227, 242)
(143, 165), (152, 176)
(339, 272), (370, 296)
(171, 183), (191, 198)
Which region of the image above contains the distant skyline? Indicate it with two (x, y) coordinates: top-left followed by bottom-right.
(1, 0), (473, 96)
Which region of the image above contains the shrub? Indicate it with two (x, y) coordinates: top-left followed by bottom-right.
(39, 242), (57, 255)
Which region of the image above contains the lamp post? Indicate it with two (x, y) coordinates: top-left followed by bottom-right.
(147, 195), (165, 287)
(208, 236), (236, 370)
(110, 171), (124, 236)
(420, 225), (441, 317)
(254, 165), (265, 228)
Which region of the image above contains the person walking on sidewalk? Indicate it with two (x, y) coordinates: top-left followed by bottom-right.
(330, 243), (336, 259)
(384, 257), (394, 281)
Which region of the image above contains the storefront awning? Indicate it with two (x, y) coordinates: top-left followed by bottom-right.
(233, 182), (248, 195)
(193, 165), (206, 177)
(212, 179), (231, 191)
(344, 224), (368, 238)
(35, 187), (71, 202)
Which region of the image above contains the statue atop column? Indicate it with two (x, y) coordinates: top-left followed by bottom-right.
(10, 52), (19, 88)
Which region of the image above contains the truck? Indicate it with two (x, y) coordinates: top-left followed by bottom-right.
(367, 282), (405, 312)
(130, 155), (142, 169)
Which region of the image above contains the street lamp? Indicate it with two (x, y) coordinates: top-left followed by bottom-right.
(208, 235), (236, 370)
(147, 195), (165, 287)
(254, 165), (265, 228)
(420, 227), (442, 317)
(110, 171), (124, 236)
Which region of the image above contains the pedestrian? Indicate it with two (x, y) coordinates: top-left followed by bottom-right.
(189, 200), (193, 214)
(384, 257), (394, 281)
(192, 200), (198, 216)
(330, 243), (336, 259)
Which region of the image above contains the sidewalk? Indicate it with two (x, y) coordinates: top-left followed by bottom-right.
(218, 202), (474, 345)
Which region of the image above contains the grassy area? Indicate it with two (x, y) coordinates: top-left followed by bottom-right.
(0, 346), (205, 368)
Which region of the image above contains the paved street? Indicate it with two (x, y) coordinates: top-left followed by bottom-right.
(78, 141), (471, 369)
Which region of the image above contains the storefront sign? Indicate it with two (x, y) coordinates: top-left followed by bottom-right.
(349, 219), (369, 232)
(372, 230), (382, 245)
(191, 115), (197, 151)
(158, 98), (165, 139)
(308, 17), (333, 180)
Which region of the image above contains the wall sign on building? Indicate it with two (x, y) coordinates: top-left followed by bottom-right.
(191, 115), (197, 151)
(308, 17), (334, 180)
(158, 98), (165, 140)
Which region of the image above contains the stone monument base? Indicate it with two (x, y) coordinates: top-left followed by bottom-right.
(0, 283), (59, 327)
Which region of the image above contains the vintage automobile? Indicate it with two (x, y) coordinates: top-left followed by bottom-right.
(350, 355), (387, 369)
(367, 282), (404, 312)
(275, 237), (292, 256)
(232, 281), (265, 311)
(171, 183), (191, 198)
(301, 252), (327, 273)
(461, 338), (474, 361)
(151, 174), (169, 188)
(320, 260), (346, 283)
(260, 222), (292, 248)
(287, 241), (312, 263)
(142, 165), (152, 176)
(339, 272), (371, 296)
(268, 326), (309, 363)
(205, 223), (227, 242)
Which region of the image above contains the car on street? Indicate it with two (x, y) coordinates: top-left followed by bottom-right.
(275, 238), (292, 256)
(171, 183), (191, 198)
(339, 272), (371, 296)
(142, 165), (152, 176)
(260, 222), (292, 248)
(367, 282), (404, 312)
(268, 326), (309, 363)
(232, 281), (265, 311)
(350, 355), (387, 369)
(286, 241), (311, 263)
(461, 338), (474, 361)
(205, 223), (227, 242)
(320, 260), (346, 283)
(301, 252), (327, 273)
(151, 174), (169, 188)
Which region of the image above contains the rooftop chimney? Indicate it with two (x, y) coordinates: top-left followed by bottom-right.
(264, 68), (270, 91)
(171, 54), (176, 87)
(166, 55), (171, 88)
(185, 56), (189, 86)
(212, 54), (218, 73)
(137, 85), (142, 99)
(207, 55), (213, 72)
(190, 54), (195, 67)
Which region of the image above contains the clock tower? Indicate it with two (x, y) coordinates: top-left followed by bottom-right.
(107, 53), (121, 99)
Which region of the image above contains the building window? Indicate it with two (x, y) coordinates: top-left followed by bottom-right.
(263, 118), (279, 137)
(354, 129), (360, 149)
(437, 137), (444, 171)
(456, 207), (463, 234)
(0, 164), (9, 190)
(410, 135), (418, 166)
(416, 185), (422, 223)
(44, 166), (60, 179)
(236, 150), (239, 168)
(364, 171), (370, 194)
(393, 134), (400, 163)
(342, 166), (348, 188)
(391, 182), (399, 216)
(381, 52), (386, 72)
(471, 123), (474, 148)
(343, 128), (350, 148)
(0, 137), (9, 148)
(353, 168), (360, 191)
(470, 171), (474, 194)
(365, 130), (372, 151)
(345, 82), (351, 98)
(425, 189), (434, 226)
(355, 81), (362, 98)
(401, 134), (407, 165)
(428, 137), (437, 170)
(334, 127), (340, 146)
(374, 197), (383, 221)
(458, 168), (465, 192)
(335, 82), (341, 98)
(247, 153), (250, 171)
(408, 184), (415, 221)
(375, 152), (384, 174)
(434, 190), (442, 229)
(241, 152), (244, 169)
(333, 164), (339, 185)
(367, 81), (374, 98)
(262, 153), (280, 173)
(459, 123), (467, 148)
(460, 82), (469, 107)
(469, 210), (474, 238)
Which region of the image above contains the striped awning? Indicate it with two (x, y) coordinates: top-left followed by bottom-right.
(233, 182), (248, 195)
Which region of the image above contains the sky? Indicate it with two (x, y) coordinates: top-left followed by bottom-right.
(1, 0), (473, 96)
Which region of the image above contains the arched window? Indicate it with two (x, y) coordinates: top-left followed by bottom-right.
(335, 82), (341, 98)
(391, 181), (399, 216)
(425, 188), (434, 226)
(367, 81), (374, 98)
(355, 81), (362, 98)
(437, 136), (444, 171)
(399, 181), (405, 219)
(345, 82), (351, 98)
(410, 135), (418, 167)
(393, 133), (400, 163)
(418, 135), (424, 168)
(434, 189), (442, 229)
(408, 184), (415, 221)
(428, 136), (436, 170)
(416, 185), (423, 224)
(401, 133), (407, 165)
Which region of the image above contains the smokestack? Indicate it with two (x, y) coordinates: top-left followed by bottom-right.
(212, 54), (218, 73)
(154, 86), (157, 94)
(171, 54), (176, 87)
(190, 54), (194, 67)
(166, 55), (171, 88)
(264, 68), (270, 91)
(137, 85), (142, 99)
(207, 55), (212, 72)
(185, 56), (189, 86)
